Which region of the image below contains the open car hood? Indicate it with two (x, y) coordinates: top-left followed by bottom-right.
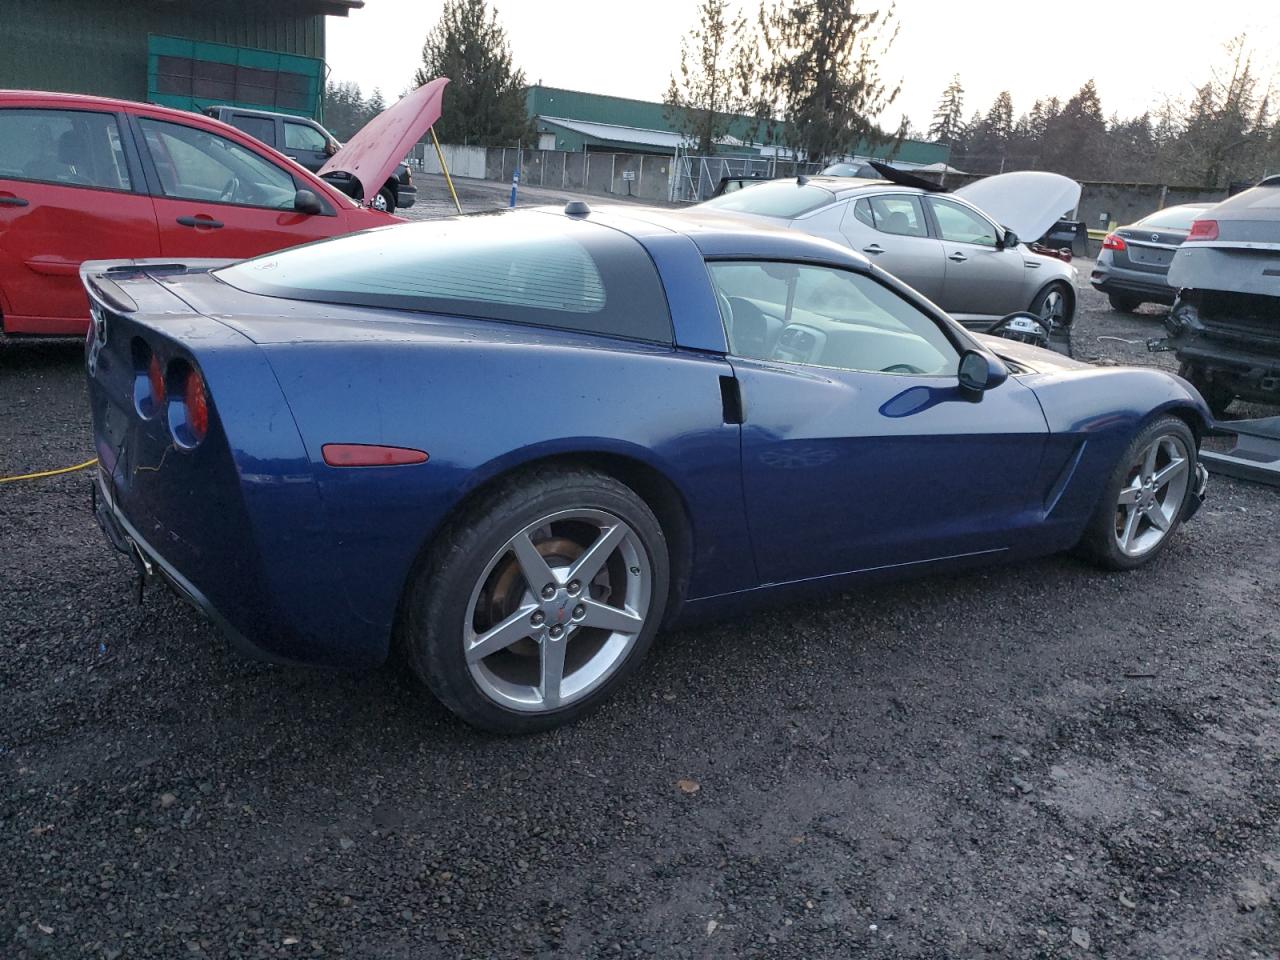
(955, 171), (1081, 242)
(319, 77), (448, 204)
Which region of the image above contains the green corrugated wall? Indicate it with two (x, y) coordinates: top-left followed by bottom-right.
(0, 0), (326, 104)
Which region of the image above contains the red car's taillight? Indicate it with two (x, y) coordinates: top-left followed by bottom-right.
(1187, 219), (1219, 241)
(1102, 232), (1126, 251)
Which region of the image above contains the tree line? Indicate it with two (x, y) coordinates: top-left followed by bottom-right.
(930, 37), (1275, 187)
(323, 0), (1276, 189)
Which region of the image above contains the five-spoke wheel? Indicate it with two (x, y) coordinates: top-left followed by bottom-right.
(399, 467), (668, 733)
(1077, 415), (1198, 570)
(464, 509), (652, 713)
(1113, 433), (1191, 558)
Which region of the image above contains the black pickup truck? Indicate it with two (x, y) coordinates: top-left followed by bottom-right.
(202, 105), (416, 213)
(1164, 178), (1280, 417)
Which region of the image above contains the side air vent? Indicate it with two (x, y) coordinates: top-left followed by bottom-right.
(719, 376), (744, 425)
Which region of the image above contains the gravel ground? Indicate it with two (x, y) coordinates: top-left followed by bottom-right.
(2, 252), (1279, 959)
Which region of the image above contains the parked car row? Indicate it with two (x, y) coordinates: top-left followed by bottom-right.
(700, 169), (1081, 331)
(0, 80), (447, 335)
(202, 104), (417, 213)
(1090, 182), (1280, 417)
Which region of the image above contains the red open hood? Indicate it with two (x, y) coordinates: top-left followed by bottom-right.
(319, 77), (448, 205)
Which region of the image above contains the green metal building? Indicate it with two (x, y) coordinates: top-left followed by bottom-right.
(527, 84), (949, 166)
(0, 0), (362, 118)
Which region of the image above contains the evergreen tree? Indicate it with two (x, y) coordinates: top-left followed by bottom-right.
(756, 0), (903, 164)
(928, 74), (965, 145)
(413, 0), (533, 145)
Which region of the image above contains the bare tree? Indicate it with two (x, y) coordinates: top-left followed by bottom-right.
(664, 0), (757, 155)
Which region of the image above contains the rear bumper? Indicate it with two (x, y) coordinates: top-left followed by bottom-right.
(91, 470), (295, 666)
(394, 181), (417, 208)
(1089, 264), (1176, 303)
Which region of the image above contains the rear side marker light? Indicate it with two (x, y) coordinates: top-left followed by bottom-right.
(1102, 233), (1126, 251)
(1187, 219), (1219, 241)
(322, 444), (429, 467)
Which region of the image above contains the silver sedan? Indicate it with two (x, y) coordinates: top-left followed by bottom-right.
(698, 175), (1079, 329)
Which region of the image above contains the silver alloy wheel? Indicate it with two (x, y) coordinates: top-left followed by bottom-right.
(1114, 432), (1191, 557)
(463, 508), (652, 713)
(1039, 288), (1066, 324)
(371, 192), (390, 212)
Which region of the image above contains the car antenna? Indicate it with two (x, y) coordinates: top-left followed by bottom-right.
(797, 175), (808, 186)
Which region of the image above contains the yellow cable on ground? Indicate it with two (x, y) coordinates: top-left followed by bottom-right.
(0, 457), (98, 484)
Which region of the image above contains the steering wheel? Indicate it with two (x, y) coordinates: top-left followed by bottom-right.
(881, 363), (926, 375)
(219, 175), (241, 202)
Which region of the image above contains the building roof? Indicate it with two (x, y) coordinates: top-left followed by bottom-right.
(527, 84), (949, 165)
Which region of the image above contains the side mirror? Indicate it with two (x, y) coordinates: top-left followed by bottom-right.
(958, 349), (1009, 402)
(293, 189), (323, 215)
(324, 139), (338, 158)
(1001, 229), (1019, 249)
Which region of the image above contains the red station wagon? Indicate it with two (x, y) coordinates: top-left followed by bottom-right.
(0, 80), (446, 336)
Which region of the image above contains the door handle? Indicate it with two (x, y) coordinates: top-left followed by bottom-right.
(176, 216), (224, 229)
(862, 243), (884, 255)
(0, 195), (29, 207)
(948, 252), (968, 263)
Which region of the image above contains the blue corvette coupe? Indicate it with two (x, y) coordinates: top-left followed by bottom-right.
(84, 204), (1210, 732)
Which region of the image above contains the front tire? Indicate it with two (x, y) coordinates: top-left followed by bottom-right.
(1031, 281), (1074, 327)
(372, 187), (395, 213)
(1075, 416), (1197, 571)
(399, 465), (669, 733)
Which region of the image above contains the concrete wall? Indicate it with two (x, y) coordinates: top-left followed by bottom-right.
(413, 143), (486, 180)
(939, 172), (1228, 231)
(466, 146), (675, 201)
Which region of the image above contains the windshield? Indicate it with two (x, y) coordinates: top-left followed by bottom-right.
(701, 181), (834, 218)
(1138, 206), (1210, 231)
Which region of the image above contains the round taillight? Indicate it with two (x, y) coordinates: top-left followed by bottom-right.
(148, 353), (166, 408)
(185, 367), (209, 443)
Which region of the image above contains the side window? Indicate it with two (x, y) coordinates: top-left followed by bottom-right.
(216, 217), (674, 343)
(868, 195), (928, 237)
(137, 118), (297, 209)
(850, 198), (875, 228)
(929, 198), (998, 247)
(709, 260), (959, 377)
(228, 114), (276, 147)
(0, 108), (132, 190)
(284, 121), (328, 152)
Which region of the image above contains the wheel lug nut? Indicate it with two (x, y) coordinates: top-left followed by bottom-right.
(567, 580), (581, 596)
(549, 625), (564, 639)
(572, 605), (585, 620)
(541, 584), (556, 600)
(530, 611), (545, 626)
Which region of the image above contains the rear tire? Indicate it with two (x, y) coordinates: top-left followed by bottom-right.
(1075, 416), (1197, 571)
(1108, 293), (1143, 313)
(1178, 362), (1233, 419)
(399, 465), (669, 733)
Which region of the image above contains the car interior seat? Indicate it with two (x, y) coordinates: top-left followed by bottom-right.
(883, 210), (911, 235)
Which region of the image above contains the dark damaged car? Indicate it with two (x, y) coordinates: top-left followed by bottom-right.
(1165, 178), (1280, 416)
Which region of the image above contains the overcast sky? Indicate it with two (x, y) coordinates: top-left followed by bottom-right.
(327, 0), (1278, 134)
